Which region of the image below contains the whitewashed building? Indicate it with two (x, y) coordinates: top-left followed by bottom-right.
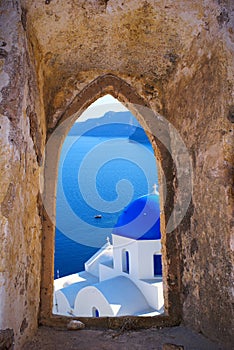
(53, 189), (164, 317)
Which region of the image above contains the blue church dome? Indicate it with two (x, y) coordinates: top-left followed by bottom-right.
(112, 193), (161, 240)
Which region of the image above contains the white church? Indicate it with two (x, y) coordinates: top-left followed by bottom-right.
(53, 187), (164, 317)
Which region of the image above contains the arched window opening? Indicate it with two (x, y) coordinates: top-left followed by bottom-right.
(154, 254), (162, 277)
(92, 307), (99, 317)
(41, 75), (182, 329)
(122, 250), (130, 274)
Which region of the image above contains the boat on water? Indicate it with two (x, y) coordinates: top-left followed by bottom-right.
(94, 214), (102, 219)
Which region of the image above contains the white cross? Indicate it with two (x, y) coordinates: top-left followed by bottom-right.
(152, 183), (159, 195)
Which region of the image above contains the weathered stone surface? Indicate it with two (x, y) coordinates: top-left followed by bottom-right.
(22, 326), (222, 350)
(0, 1), (44, 349)
(0, 0), (233, 348)
(0, 329), (14, 350)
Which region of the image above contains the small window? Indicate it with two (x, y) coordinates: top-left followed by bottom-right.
(122, 250), (130, 274)
(154, 254), (162, 276)
(92, 307), (99, 317)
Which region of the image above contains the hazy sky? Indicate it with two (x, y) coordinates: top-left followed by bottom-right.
(77, 94), (128, 122)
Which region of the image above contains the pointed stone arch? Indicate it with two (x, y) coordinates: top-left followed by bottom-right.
(40, 74), (182, 328)
(47, 74), (150, 134)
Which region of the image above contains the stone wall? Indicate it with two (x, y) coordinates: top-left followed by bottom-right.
(0, 0), (233, 348)
(0, 1), (44, 348)
(163, 15), (234, 344)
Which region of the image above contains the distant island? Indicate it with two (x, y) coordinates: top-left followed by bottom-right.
(68, 111), (150, 144)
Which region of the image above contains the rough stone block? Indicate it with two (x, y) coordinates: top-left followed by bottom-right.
(0, 329), (14, 350)
(67, 320), (85, 330)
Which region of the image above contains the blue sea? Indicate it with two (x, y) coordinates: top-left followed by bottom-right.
(54, 112), (158, 278)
